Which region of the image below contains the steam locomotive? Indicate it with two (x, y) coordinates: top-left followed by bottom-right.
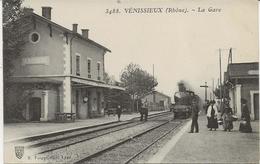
(171, 82), (199, 118)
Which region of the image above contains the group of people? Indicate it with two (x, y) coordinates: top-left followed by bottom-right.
(190, 98), (252, 133)
(116, 97), (252, 134)
(206, 100), (233, 131)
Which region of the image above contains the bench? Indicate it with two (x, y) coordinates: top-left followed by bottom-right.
(55, 113), (76, 122)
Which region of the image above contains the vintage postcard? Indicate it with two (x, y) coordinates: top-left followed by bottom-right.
(2, 0), (259, 163)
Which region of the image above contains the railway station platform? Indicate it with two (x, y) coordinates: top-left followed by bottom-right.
(4, 111), (169, 142)
(148, 115), (259, 163)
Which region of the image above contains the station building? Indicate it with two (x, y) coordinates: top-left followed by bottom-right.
(6, 7), (124, 121)
(224, 62), (259, 120)
(141, 91), (171, 111)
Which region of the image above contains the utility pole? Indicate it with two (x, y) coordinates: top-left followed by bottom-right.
(200, 82), (208, 102)
(228, 48), (233, 64)
(152, 64), (155, 110)
(219, 49), (223, 111)
(212, 78), (215, 100)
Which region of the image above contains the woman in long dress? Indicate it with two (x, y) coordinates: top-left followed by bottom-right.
(239, 99), (252, 133)
(207, 100), (218, 131)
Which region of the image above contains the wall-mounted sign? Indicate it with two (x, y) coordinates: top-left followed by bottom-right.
(22, 56), (50, 66)
(248, 70), (258, 75)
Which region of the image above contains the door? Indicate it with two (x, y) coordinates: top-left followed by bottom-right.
(253, 93), (259, 120)
(76, 90), (80, 118)
(97, 92), (101, 114)
(159, 100), (164, 107)
(29, 97), (41, 121)
(87, 91), (91, 118)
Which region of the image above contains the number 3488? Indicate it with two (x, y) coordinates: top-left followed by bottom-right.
(105, 8), (120, 15)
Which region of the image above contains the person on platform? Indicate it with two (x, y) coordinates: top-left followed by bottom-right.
(203, 100), (210, 114)
(116, 104), (122, 121)
(221, 101), (233, 132)
(140, 99), (149, 121)
(189, 99), (200, 133)
(239, 98), (252, 133)
(216, 100), (221, 113)
(207, 100), (218, 131)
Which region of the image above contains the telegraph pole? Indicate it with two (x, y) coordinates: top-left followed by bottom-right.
(200, 82), (208, 102)
(217, 47), (233, 100)
(219, 49), (223, 111)
(152, 64), (155, 110)
(212, 78), (215, 100)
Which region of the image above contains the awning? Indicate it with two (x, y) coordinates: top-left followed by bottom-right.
(71, 77), (125, 91)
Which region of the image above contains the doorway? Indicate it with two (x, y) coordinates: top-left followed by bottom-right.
(87, 91), (91, 118)
(97, 92), (101, 114)
(253, 93), (259, 120)
(29, 97), (41, 121)
(76, 90), (80, 118)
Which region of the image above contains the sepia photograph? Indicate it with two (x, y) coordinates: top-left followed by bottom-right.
(2, 0), (259, 163)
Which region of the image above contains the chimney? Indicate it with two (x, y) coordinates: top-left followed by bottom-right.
(81, 29), (89, 39)
(23, 8), (34, 15)
(42, 6), (52, 20)
(72, 24), (78, 33)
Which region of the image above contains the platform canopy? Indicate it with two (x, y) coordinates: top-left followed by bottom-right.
(71, 77), (125, 91)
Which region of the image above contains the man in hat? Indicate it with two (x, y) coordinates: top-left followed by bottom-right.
(189, 99), (200, 133)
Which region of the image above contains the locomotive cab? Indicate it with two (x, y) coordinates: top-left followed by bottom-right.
(172, 91), (194, 118)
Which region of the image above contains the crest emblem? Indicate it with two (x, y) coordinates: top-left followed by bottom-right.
(15, 146), (24, 159)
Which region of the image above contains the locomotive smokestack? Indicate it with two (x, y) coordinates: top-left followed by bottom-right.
(178, 82), (186, 92)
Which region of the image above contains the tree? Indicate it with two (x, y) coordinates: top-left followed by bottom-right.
(104, 89), (131, 111)
(104, 72), (113, 84)
(3, 0), (32, 81)
(103, 72), (131, 111)
(120, 63), (158, 111)
(3, 0), (33, 121)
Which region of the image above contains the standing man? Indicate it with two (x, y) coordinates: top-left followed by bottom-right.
(116, 104), (122, 121)
(144, 99), (149, 121)
(140, 99), (148, 121)
(189, 99), (200, 133)
(203, 100), (210, 114)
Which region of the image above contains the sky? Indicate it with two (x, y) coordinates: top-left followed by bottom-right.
(22, 0), (259, 100)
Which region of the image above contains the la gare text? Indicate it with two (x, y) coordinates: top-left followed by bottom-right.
(105, 7), (222, 15)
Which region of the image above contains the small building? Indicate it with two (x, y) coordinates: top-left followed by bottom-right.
(6, 7), (124, 121)
(141, 91), (171, 111)
(225, 62), (259, 120)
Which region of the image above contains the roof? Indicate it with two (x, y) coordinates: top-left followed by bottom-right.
(72, 77), (125, 91)
(24, 13), (111, 52)
(141, 90), (171, 99)
(227, 62), (259, 79)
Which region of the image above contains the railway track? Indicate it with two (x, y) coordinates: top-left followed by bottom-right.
(74, 118), (185, 164)
(6, 112), (173, 157)
(7, 111), (170, 144)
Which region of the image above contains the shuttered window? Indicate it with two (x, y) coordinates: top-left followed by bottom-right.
(97, 62), (101, 80)
(76, 55), (80, 76)
(88, 59), (91, 78)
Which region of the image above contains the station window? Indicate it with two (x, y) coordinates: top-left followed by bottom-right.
(97, 62), (101, 80)
(29, 32), (40, 44)
(88, 59), (91, 78)
(76, 55), (80, 76)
